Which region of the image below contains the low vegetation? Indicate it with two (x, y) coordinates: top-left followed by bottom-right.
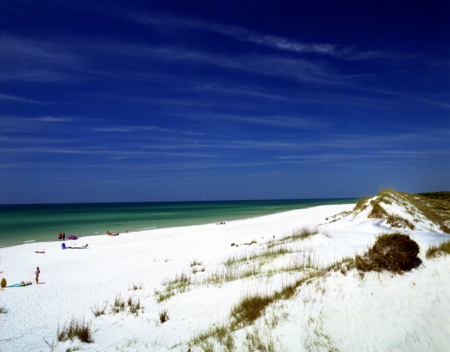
(182, 230), (423, 351)
(57, 317), (92, 343)
(127, 296), (141, 315)
(354, 233), (420, 273)
(353, 189), (450, 233)
(386, 215), (415, 230)
(426, 240), (450, 259)
(0, 305), (9, 314)
(156, 230), (320, 303)
(417, 191), (450, 201)
(154, 273), (192, 303)
(129, 282), (143, 290)
(265, 227), (318, 249)
(111, 294), (126, 313)
(90, 301), (108, 317)
(190, 259), (203, 267)
(410, 194), (450, 233)
(159, 309), (170, 323)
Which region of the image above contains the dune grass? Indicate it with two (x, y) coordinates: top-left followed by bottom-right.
(224, 245), (294, 267)
(353, 196), (371, 213)
(266, 227), (318, 249)
(154, 273), (192, 303)
(111, 294), (126, 313)
(57, 317), (92, 343)
(409, 194), (450, 233)
(90, 301), (108, 317)
(426, 240), (450, 259)
(159, 309), (170, 323)
(359, 189), (450, 233)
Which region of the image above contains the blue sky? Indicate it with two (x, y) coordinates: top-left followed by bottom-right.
(1, 0), (449, 204)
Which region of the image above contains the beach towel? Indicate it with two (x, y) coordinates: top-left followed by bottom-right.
(6, 281), (32, 288)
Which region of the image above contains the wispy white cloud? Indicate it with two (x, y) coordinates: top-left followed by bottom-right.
(0, 34), (82, 82)
(93, 125), (205, 136)
(0, 93), (45, 104)
(175, 112), (332, 130)
(38, 116), (74, 123)
(128, 13), (405, 62)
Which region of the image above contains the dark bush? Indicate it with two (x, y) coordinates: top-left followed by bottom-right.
(367, 233), (420, 272)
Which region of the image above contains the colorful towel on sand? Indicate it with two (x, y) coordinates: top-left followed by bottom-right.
(6, 281), (32, 287)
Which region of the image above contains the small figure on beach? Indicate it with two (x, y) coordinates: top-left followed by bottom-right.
(35, 267), (40, 284)
(62, 233), (65, 241)
(59, 233), (62, 241)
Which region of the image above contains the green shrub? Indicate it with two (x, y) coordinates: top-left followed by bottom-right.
(356, 233), (420, 273)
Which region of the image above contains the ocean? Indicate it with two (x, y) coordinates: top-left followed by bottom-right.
(0, 198), (357, 247)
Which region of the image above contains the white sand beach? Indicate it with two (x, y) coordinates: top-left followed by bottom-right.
(1, 198), (450, 351)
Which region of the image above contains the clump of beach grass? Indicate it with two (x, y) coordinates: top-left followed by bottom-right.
(353, 196), (372, 214)
(386, 215), (415, 230)
(111, 294), (126, 313)
(154, 273), (192, 303)
(224, 245), (294, 267)
(426, 240), (450, 259)
(0, 306), (9, 314)
(128, 297), (141, 315)
(90, 301), (108, 317)
(129, 282), (143, 290)
(190, 259), (203, 267)
(159, 309), (169, 323)
(266, 227), (318, 249)
(57, 317), (92, 343)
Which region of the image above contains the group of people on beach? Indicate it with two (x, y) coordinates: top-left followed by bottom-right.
(58, 232), (65, 241)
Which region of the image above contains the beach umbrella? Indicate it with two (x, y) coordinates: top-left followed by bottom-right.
(67, 235), (78, 240)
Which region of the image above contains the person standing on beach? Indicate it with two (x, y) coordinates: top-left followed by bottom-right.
(62, 233), (65, 241)
(35, 267), (40, 284)
(59, 233), (62, 241)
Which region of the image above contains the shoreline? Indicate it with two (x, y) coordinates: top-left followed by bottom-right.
(0, 199), (358, 248)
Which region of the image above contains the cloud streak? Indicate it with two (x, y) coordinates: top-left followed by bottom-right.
(129, 13), (406, 62)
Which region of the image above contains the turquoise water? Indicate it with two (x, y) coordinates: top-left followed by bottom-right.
(0, 198), (357, 247)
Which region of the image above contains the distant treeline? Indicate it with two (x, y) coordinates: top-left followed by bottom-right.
(416, 191), (450, 200)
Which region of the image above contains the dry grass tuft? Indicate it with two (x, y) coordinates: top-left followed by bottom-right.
(386, 215), (415, 230)
(90, 301), (108, 317)
(353, 196), (371, 213)
(57, 317), (92, 343)
(159, 309), (169, 323)
(367, 203), (388, 219)
(426, 240), (450, 259)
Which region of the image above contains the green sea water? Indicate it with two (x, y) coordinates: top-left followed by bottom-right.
(0, 198), (357, 247)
